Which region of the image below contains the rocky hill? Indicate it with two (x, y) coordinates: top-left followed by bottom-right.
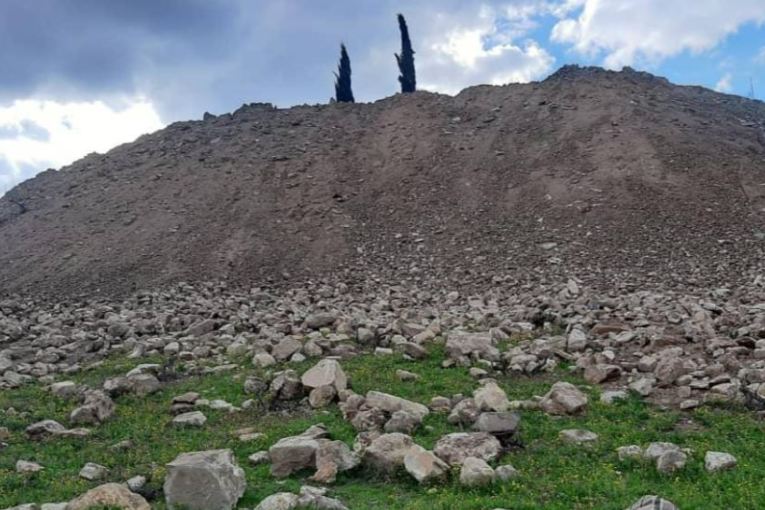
(1, 65), (765, 298)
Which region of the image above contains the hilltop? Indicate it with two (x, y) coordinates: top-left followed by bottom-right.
(1, 65), (764, 298)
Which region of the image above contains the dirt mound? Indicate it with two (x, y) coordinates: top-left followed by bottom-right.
(1, 65), (764, 298)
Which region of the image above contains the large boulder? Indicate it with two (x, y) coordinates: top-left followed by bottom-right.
(539, 382), (588, 415)
(404, 445), (449, 484)
(164, 449), (246, 510)
(268, 425), (329, 478)
(433, 432), (501, 466)
(301, 359), (347, 392)
(362, 433), (414, 473)
(65, 483), (150, 510)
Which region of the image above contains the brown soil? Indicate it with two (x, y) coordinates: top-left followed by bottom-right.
(1, 65), (764, 298)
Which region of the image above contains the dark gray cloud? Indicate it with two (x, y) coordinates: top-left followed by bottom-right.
(0, 0), (513, 122)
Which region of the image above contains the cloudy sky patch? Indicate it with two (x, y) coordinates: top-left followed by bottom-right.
(1, 0), (764, 194)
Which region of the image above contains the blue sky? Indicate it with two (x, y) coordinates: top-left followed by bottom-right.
(1, 0), (765, 195)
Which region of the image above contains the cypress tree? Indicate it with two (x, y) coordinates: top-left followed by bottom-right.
(334, 43), (355, 103)
(395, 14), (416, 93)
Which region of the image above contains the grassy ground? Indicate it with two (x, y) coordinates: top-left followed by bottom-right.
(1, 346), (764, 509)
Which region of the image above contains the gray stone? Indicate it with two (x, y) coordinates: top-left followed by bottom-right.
(705, 451), (737, 472)
(601, 390), (628, 404)
(164, 449), (246, 510)
(617, 445), (644, 460)
(173, 411), (207, 427)
(403, 445), (449, 484)
(584, 364), (622, 384)
(459, 456), (495, 487)
(365, 391), (429, 420)
(269, 425), (329, 477)
(495, 464), (519, 481)
(474, 382), (510, 412)
(384, 410), (421, 434)
(305, 313), (337, 330)
(50, 381), (79, 399)
(644, 442), (681, 460)
(79, 462), (109, 481)
(445, 332), (500, 363)
(656, 450), (687, 474)
(473, 412), (520, 437)
(309, 385), (338, 408)
(272, 338), (303, 362)
(539, 382), (588, 415)
(559, 429), (598, 445)
(301, 359), (347, 392)
(249, 451), (270, 465)
(626, 496), (677, 510)
(69, 390), (115, 425)
(362, 433), (414, 473)
(433, 432), (501, 466)
(16, 460), (43, 473)
(65, 483), (150, 510)
(567, 328), (588, 352)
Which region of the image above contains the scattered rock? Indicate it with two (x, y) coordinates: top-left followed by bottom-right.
(164, 449), (246, 510)
(362, 433), (414, 473)
(403, 445), (449, 484)
(559, 429), (598, 445)
(301, 359), (347, 392)
(79, 462), (109, 481)
(433, 432), (501, 466)
(474, 382), (510, 412)
(65, 483), (150, 510)
(626, 495), (678, 510)
(172, 411), (207, 427)
(705, 451), (737, 472)
(539, 382), (588, 415)
(459, 456), (495, 487)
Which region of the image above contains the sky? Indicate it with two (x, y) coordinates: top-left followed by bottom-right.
(1, 0), (765, 195)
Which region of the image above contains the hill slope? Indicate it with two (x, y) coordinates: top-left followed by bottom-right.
(1, 65), (765, 297)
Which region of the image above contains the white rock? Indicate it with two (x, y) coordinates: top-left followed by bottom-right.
(705, 451), (737, 472)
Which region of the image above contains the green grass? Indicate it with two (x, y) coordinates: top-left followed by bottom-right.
(2, 346), (765, 509)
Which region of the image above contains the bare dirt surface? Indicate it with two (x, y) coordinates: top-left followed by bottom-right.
(1, 65), (764, 299)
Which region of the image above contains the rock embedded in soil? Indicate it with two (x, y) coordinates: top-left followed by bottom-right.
(78, 462), (109, 481)
(164, 449), (246, 510)
(539, 382), (588, 415)
(705, 451), (737, 472)
(625, 495), (678, 510)
(65, 483), (150, 510)
(459, 456), (496, 487)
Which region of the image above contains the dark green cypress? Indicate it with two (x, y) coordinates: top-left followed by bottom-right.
(395, 14), (416, 93)
(334, 43), (355, 103)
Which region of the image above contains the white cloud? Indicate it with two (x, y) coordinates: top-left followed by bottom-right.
(417, 5), (555, 94)
(0, 98), (163, 194)
(715, 72), (733, 92)
(551, 0), (765, 68)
